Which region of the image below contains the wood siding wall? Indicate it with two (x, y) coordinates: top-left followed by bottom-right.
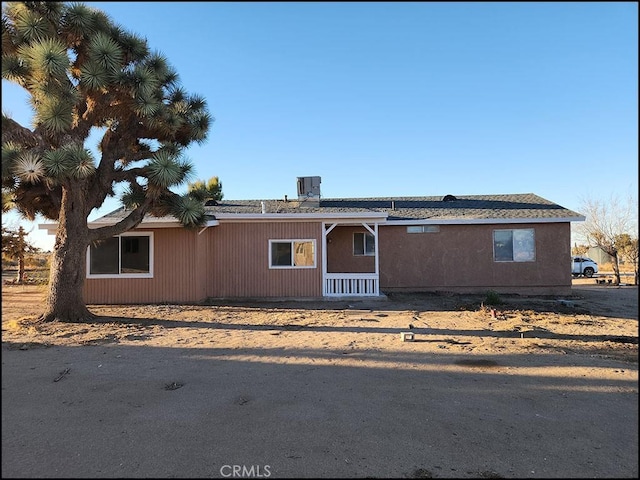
(84, 228), (207, 304)
(205, 222), (323, 299)
(378, 222), (572, 295)
(84, 220), (572, 304)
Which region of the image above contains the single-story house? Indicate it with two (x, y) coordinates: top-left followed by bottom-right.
(40, 177), (585, 303)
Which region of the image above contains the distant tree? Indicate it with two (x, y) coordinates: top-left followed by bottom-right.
(571, 243), (589, 256)
(615, 233), (639, 285)
(1, 225), (39, 283)
(576, 194), (638, 285)
(2, 2), (212, 322)
(188, 176), (223, 203)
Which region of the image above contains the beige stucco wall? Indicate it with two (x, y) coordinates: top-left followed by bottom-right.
(377, 222), (572, 295)
(326, 225), (376, 273)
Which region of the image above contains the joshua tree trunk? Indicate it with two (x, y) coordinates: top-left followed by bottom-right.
(39, 187), (94, 323)
(14, 226), (27, 283)
(16, 252), (25, 283)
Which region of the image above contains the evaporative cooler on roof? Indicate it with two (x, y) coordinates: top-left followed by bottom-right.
(297, 176), (321, 200)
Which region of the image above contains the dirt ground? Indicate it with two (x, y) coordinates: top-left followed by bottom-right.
(1, 279), (638, 478)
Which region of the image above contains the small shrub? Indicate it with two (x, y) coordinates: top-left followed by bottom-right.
(484, 290), (503, 306)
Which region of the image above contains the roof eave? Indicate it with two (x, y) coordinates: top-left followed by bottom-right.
(38, 218), (220, 235)
(38, 214), (583, 236)
(383, 216), (585, 225)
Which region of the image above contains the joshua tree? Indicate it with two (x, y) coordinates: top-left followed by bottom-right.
(2, 2), (212, 321)
(188, 176), (223, 204)
(2, 188), (15, 212)
(1, 225), (39, 283)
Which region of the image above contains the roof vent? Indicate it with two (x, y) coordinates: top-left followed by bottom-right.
(205, 199), (218, 206)
(442, 194), (457, 202)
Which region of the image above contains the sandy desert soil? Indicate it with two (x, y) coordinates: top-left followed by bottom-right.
(1, 279), (638, 478)
(2, 279), (637, 362)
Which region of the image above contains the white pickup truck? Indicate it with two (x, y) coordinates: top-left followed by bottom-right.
(572, 256), (598, 277)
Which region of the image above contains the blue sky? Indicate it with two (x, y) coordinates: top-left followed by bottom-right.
(2, 1), (638, 250)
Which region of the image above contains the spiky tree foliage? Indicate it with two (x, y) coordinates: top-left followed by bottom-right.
(188, 176), (223, 203)
(1, 225), (39, 283)
(2, 2), (212, 322)
(2, 188), (15, 212)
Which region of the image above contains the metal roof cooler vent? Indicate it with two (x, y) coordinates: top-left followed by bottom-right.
(442, 194), (457, 202)
(297, 176), (321, 206)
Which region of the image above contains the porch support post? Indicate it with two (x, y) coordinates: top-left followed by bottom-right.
(322, 222), (337, 296)
(361, 222), (380, 295)
(374, 222), (379, 295)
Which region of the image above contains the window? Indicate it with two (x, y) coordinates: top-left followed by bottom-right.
(493, 229), (535, 262)
(88, 233), (153, 277)
(407, 225), (440, 234)
(269, 240), (315, 268)
(353, 232), (375, 256)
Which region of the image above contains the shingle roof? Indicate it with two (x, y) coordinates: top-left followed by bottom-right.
(90, 193), (583, 225)
(207, 193), (583, 221)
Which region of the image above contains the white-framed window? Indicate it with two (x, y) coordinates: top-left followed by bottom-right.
(493, 228), (535, 262)
(353, 232), (375, 256)
(269, 239), (316, 269)
(407, 225), (440, 234)
(87, 232), (153, 278)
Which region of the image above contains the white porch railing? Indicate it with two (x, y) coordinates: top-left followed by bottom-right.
(324, 273), (379, 296)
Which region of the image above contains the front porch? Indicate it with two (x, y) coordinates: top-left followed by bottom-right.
(322, 220), (383, 297)
(324, 272), (379, 296)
